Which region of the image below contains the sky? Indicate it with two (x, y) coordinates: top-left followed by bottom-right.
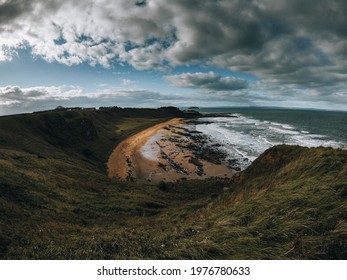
(0, 0), (347, 115)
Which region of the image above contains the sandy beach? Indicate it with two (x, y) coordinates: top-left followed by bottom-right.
(107, 118), (235, 183)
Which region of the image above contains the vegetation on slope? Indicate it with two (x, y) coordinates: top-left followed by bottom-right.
(165, 145), (347, 259)
(0, 108), (346, 259)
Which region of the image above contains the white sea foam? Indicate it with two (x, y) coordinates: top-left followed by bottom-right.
(281, 124), (295, 130)
(195, 114), (347, 168)
(258, 136), (273, 145)
(269, 126), (300, 135)
(291, 134), (343, 149)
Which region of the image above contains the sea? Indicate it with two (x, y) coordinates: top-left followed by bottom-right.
(189, 107), (347, 170)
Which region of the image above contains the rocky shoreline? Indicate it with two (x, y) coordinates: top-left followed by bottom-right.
(185, 119), (245, 172)
(108, 118), (239, 183)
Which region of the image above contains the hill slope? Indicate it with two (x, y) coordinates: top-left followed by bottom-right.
(0, 109), (346, 259)
(164, 145), (346, 259)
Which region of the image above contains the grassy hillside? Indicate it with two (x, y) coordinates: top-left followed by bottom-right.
(163, 145), (347, 259)
(0, 107), (192, 166)
(0, 108), (346, 259)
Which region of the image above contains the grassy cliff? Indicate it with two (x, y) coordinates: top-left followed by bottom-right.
(0, 108), (346, 259)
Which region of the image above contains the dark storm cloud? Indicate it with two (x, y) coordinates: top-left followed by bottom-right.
(265, 0), (347, 38)
(163, 0), (347, 88)
(0, 0), (33, 23)
(165, 0), (273, 61)
(0, 0), (62, 24)
(165, 72), (248, 91)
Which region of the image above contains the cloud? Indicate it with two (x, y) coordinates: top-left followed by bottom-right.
(0, 85), (162, 102)
(0, 85), (169, 115)
(1, 81), (346, 116)
(1, 0), (347, 105)
(0, 85), (86, 104)
(0, 0), (34, 24)
(0, 86), (52, 101)
(119, 42), (169, 71)
(165, 72), (248, 91)
(121, 79), (136, 86)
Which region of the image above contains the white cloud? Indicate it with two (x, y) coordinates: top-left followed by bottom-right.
(121, 79), (135, 86)
(1, 82), (346, 116)
(0, 85), (169, 115)
(118, 42), (169, 71)
(0, 85), (84, 101)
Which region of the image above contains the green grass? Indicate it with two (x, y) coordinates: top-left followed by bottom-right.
(0, 108), (346, 259)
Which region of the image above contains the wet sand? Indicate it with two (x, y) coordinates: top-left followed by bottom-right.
(107, 118), (235, 183)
